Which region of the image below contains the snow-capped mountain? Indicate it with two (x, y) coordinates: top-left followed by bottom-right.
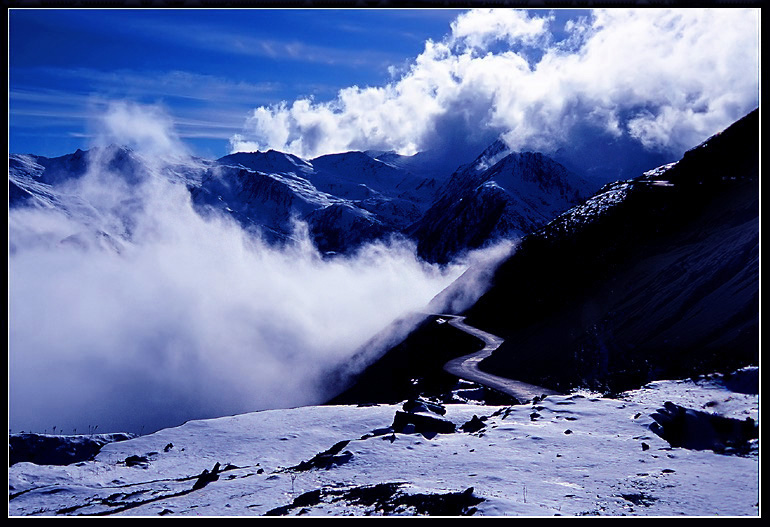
(9, 146), (426, 255)
(217, 149), (315, 177)
(189, 163), (345, 243)
(191, 149), (440, 252)
(8, 145), (163, 253)
(10, 139), (595, 260)
(11, 145), (158, 192)
(407, 142), (596, 264)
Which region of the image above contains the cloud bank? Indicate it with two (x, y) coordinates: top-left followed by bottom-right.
(229, 8), (759, 160)
(9, 103), (505, 436)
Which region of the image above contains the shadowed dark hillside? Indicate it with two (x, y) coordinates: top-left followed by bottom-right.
(327, 315), (486, 405)
(333, 109), (759, 404)
(465, 108), (759, 394)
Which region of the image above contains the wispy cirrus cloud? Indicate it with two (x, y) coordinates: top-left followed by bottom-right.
(10, 68), (283, 153)
(11, 91), (251, 148)
(121, 16), (405, 69)
(12, 67), (282, 105)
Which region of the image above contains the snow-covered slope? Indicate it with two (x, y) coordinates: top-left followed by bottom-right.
(9, 154), (67, 208)
(9, 145), (149, 207)
(18, 145), (151, 187)
(367, 148), (463, 183)
(8, 146), (160, 253)
(8, 369), (758, 516)
(193, 150), (438, 252)
(311, 151), (437, 227)
(217, 150), (315, 177)
(189, 164), (346, 242)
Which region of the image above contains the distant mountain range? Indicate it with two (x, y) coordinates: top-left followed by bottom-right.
(10, 137), (600, 264)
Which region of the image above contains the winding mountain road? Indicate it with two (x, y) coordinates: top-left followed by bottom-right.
(436, 314), (561, 403)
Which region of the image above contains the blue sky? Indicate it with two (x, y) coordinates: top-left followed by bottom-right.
(8, 8), (759, 162)
(9, 9), (465, 158)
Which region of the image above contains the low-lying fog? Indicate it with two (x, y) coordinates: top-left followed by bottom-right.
(9, 104), (511, 435)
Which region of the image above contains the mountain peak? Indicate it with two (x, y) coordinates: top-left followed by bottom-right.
(217, 150), (313, 173)
(473, 139), (512, 172)
(364, 149), (398, 160)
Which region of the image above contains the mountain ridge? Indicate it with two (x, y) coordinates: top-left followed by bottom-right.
(407, 148), (596, 264)
(464, 108), (759, 394)
(331, 108), (758, 404)
(10, 139), (596, 263)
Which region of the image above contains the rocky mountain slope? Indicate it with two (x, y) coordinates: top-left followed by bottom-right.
(335, 108), (758, 404)
(407, 141), (596, 263)
(464, 108), (759, 394)
(9, 140), (595, 261)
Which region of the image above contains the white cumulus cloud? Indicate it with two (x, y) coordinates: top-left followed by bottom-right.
(229, 8), (759, 160)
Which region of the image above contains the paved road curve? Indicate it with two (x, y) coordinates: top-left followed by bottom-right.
(436, 314), (561, 403)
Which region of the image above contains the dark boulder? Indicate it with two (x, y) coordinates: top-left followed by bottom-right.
(460, 415), (486, 433)
(650, 402), (757, 455)
(124, 454), (149, 468)
(292, 440), (354, 471)
(192, 462), (221, 490)
(391, 411), (456, 435)
(402, 398), (447, 416)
